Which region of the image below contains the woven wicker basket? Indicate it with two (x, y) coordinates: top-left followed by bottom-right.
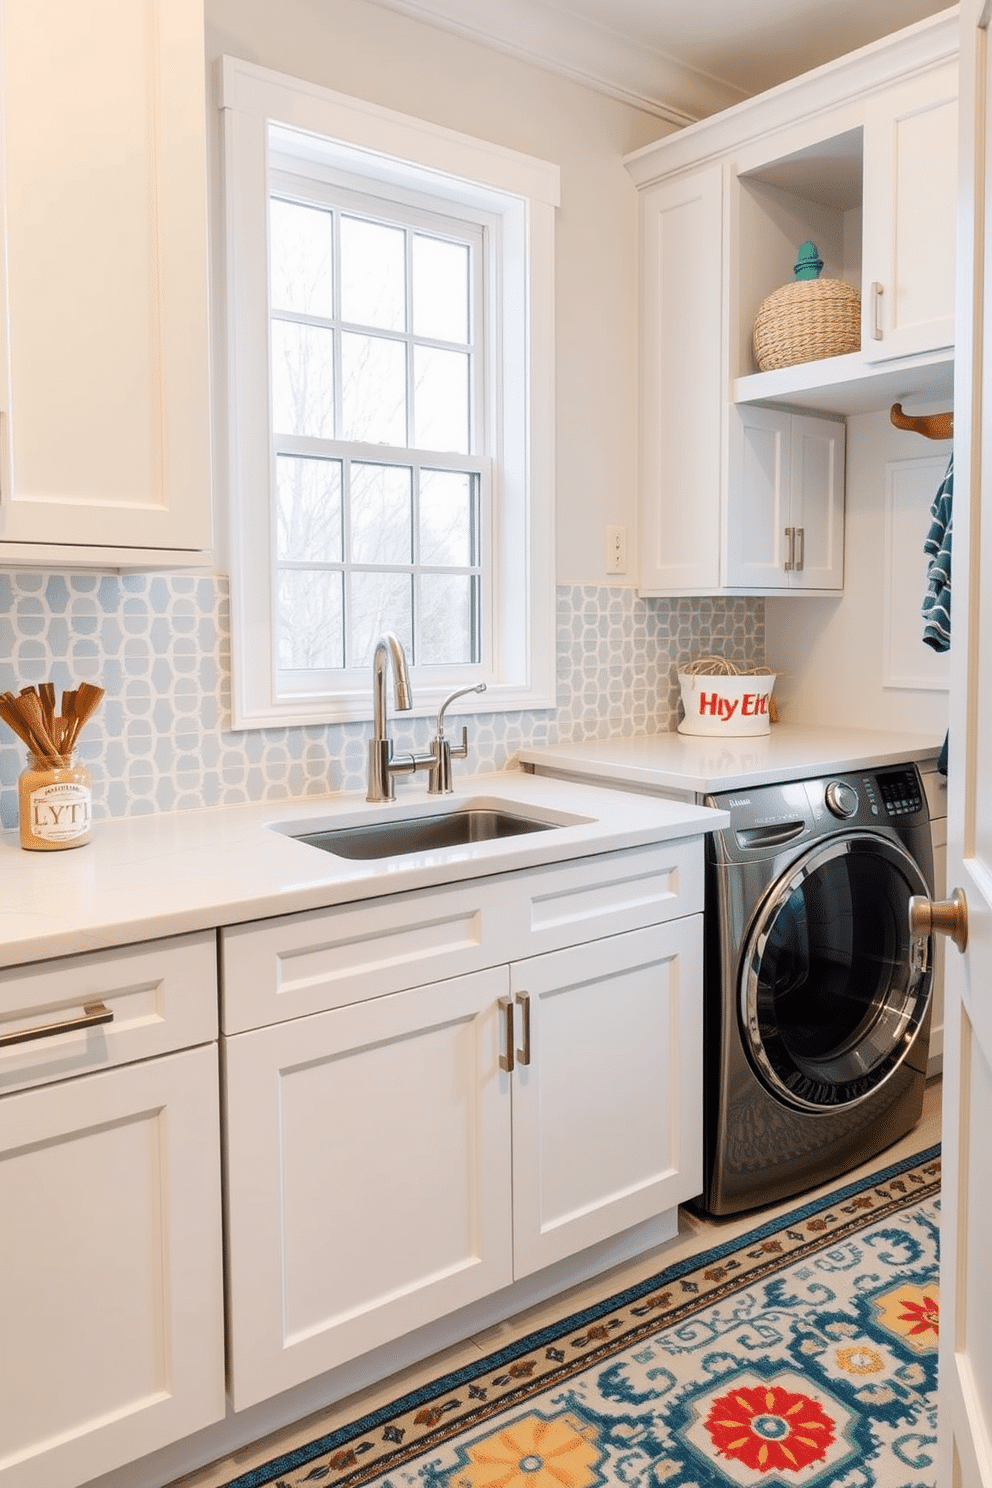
(752, 279), (861, 371)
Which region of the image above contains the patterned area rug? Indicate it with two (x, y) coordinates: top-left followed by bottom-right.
(223, 1146), (940, 1488)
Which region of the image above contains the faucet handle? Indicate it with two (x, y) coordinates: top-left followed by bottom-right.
(449, 725), (470, 762)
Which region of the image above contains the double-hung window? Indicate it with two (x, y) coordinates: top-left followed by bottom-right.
(270, 182), (486, 679)
(221, 59), (559, 728)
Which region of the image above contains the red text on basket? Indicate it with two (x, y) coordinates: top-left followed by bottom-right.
(695, 691), (771, 722)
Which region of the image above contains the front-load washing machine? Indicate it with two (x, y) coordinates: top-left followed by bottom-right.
(699, 761), (934, 1215)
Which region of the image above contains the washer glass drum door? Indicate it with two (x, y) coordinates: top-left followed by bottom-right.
(740, 833), (933, 1110)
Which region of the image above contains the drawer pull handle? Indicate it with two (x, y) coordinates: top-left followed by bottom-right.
(516, 992), (531, 1066)
(498, 996), (514, 1073)
(0, 1001), (114, 1050)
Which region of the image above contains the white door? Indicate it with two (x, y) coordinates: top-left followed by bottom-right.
(934, 4), (992, 1481)
(223, 967), (513, 1412)
(509, 919), (703, 1278)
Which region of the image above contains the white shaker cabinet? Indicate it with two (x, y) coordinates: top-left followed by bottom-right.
(625, 11), (957, 599)
(223, 965), (516, 1413)
(727, 407), (846, 591)
(0, 0), (213, 566)
(0, 933), (224, 1488)
(861, 62), (958, 363)
(638, 166), (724, 593)
(509, 921), (702, 1278)
(221, 842), (705, 1410)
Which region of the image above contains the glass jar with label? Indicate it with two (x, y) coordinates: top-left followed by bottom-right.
(18, 753), (93, 851)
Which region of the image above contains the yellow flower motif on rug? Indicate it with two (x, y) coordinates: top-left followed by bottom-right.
(450, 1411), (602, 1488)
(836, 1345), (886, 1377)
(873, 1284), (939, 1353)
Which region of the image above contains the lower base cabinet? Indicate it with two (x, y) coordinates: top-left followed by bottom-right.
(0, 933), (224, 1488)
(224, 964), (515, 1411)
(509, 920), (701, 1277)
(223, 916), (702, 1410)
(0, 1047), (224, 1488)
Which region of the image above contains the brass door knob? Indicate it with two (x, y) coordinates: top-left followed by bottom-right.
(908, 887), (969, 954)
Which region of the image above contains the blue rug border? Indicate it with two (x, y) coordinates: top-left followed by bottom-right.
(223, 1141), (941, 1488)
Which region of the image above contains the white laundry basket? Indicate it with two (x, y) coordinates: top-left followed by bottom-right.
(678, 671), (776, 736)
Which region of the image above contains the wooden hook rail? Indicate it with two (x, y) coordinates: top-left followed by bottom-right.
(890, 402), (953, 441)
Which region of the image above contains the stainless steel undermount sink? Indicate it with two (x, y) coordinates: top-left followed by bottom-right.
(294, 807), (557, 861)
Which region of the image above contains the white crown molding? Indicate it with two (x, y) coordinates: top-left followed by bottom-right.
(623, 7), (959, 184)
(362, 0), (749, 124)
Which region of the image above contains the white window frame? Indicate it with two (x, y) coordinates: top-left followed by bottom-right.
(267, 173), (490, 690)
(219, 56), (560, 728)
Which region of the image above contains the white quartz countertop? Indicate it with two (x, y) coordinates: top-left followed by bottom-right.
(0, 771), (727, 969)
(519, 723), (945, 797)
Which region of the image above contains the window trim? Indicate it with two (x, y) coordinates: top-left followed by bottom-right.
(219, 55), (560, 728)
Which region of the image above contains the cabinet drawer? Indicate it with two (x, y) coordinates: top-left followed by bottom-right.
(221, 879), (512, 1034)
(220, 838), (705, 1034)
(0, 932), (217, 1096)
(511, 837), (704, 955)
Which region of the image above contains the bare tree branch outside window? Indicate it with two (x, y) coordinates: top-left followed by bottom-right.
(269, 188), (484, 683)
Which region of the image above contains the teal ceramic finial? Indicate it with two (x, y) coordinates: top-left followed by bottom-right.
(794, 241), (823, 280)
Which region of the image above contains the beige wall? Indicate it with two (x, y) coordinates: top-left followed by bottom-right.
(204, 0), (667, 586)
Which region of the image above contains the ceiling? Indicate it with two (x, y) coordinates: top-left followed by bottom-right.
(363, 0), (956, 122)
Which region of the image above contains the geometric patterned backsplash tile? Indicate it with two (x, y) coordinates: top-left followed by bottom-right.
(0, 571), (764, 827)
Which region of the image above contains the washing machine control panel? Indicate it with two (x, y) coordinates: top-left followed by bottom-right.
(868, 766), (925, 818)
(824, 780), (858, 818)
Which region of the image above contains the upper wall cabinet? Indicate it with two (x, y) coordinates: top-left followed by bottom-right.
(0, 0), (213, 568)
(625, 11), (958, 598)
(638, 167), (724, 593)
(727, 407), (846, 591)
(862, 65), (959, 362)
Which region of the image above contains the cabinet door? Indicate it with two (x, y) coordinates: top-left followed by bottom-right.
(790, 413), (845, 590)
(728, 407), (844, 591)
(509, 918), (703, 1278)
(727, 404), (792, 589)
(0, 1045), (224, 1488)
(638, 166), (724, 593)
(0, 0), (212, 559)
(224, 967), (513, 1411)
(862, 63), (958, 363)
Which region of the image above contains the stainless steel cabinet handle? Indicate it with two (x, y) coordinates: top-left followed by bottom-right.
(795, 526), (805, 572)
(515, 992), (531, 1066)
(498, 996), (514, 1072)
(871, 281), (884, 340)
(0, 1001), (114, 1050)
(784, 527), (795, 571)
(909, 888), (969, 954)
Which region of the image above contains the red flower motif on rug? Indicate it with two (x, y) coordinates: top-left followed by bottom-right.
(898, 1293), (939, 1338)
(873, 1282), (940, 1353)
(703, 1383), (837, 1472)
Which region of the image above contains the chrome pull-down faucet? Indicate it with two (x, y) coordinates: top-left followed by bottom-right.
(366, 634), (437, 802)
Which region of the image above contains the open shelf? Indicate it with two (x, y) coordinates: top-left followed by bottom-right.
(734, 347), (953, 417)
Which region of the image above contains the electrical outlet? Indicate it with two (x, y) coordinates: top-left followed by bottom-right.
(606, 525), (627, 574)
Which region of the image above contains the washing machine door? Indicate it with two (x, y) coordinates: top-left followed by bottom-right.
(739, 831), (932, 1112)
